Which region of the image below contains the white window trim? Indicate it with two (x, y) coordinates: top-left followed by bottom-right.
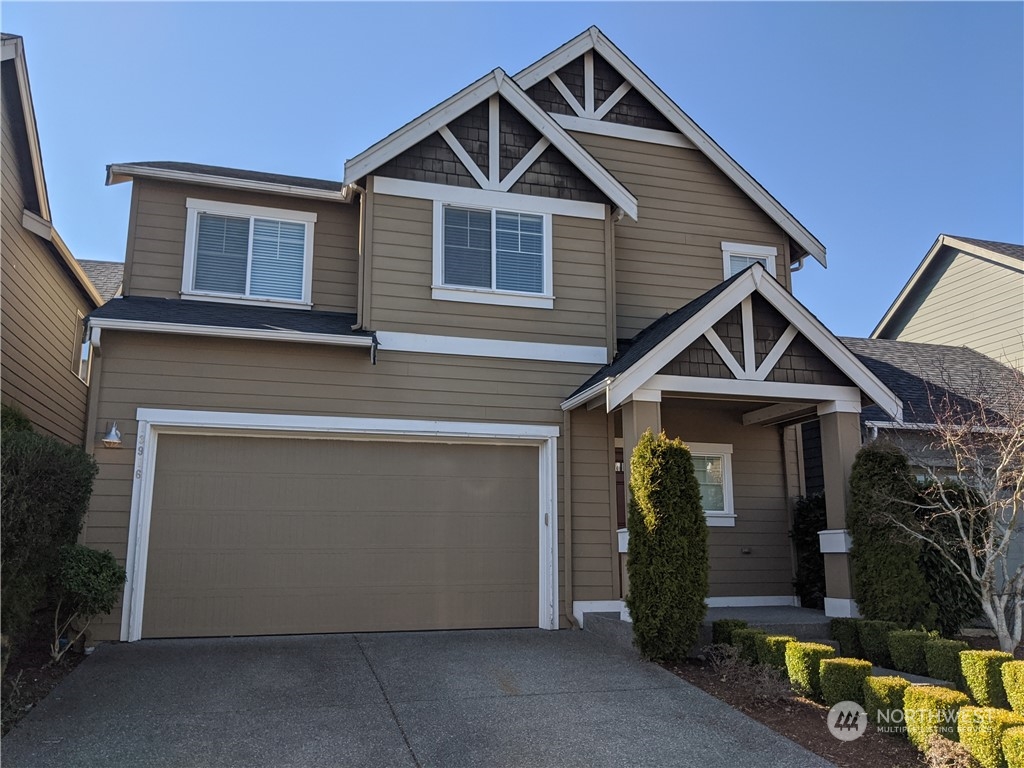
(431, 200), (554, 310)
(686, 441), (735, 527)
(72, 311), (91, 384)
(722, 241), (778, 280)
(182, 198), (316, 309)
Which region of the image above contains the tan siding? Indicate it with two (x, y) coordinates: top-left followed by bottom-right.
(1, 93), (91, 444)
(571, 132), (791, 339)
(570, 407), (616, 602)
(895, 251), (1024, 370)
(124, 179), (359, 314)
(368, 193), (609, 347)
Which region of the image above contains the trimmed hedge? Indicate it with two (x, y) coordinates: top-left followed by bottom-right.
(820, 657), (872, 707)
(732, 628), (768, 664)
(756, 634), (796, 671)
(830, 617), (863, 659)
(1004, 662), (1024, 714)
(1003, 726), (1024, 768)
(785, 641), (836, 698)
(963, 650), (1015, 708)
(904, 685), (970, 751)
(925, 638), (970, 687)
(864, 675), (911, 731)
(712, 619), (748, 646)
(958, 706), (1024, 768)
(625, 431), (709, 661)
(888, 630), (934, 676)
(858, 620), (902, 668)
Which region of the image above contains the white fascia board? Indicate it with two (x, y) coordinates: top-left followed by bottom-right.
(942, 235), (1024, 271)
(515, 28), (596, 89)
(645, 375), (862, 405)
(22, 210), (103, 306)
(375, 331), (606, 364)
(87, 317), (373, 348)
(561, 378), (613, 411)
(871, 234), (944, 338)
(8, 38), (50, 222)
(106, 164), (346, 203)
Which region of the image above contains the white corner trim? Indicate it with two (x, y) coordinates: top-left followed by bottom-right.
(431, 287), (555, 310)
(106, 164), (346, 202)
(818, 529), (853, 554)
(374, 331), (606, 364)
(824, 597), (861, 618)
(706, 596), (802, 608)
(121, 410), (560, 641)
(572, 600), (629, 627)
(617, 527), (628, 554)
(374, 176), (607, 220)
(87, 316), (374, 349)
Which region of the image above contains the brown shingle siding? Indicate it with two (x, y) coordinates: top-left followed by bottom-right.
(447, 102), (489, 176)
(376, 131), (480, 189)
(526, 79), (575, 115)
(604, 88), (677, 133)
(498, 97), (542, 179)
(592, 53), (625, 109)
(660, 335), (736, 379)
(767, 334), (852, 387)
(508, 146), (607, 203)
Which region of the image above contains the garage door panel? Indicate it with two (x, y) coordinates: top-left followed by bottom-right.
(143, 434), (540, 638)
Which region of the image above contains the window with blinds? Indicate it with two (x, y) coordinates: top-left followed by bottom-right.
(442, 205), (547, 295)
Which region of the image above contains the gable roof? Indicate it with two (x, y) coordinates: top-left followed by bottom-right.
(841, 337), (1021, 427)
(77, 259), (123, 302)
(514, 28), (826, 266)
(564, 263), (901, 418)
(342, 68), (639, 220)
(872, 233), (1024, 338)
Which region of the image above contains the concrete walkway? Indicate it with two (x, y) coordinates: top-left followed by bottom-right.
(2, 629), (833, 768)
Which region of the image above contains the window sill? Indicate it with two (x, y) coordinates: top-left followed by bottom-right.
(431, 286), (554, 310)
(705, 514), (737, 528)
(181, 292), (312, 311)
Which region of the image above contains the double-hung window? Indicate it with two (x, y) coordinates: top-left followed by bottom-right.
(183, 199), (316, 307)
(687, 442), (735, 527)
(722, 241), (778, 279)
(432, 202), (553, 309)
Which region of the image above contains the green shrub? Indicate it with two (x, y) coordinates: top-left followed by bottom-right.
(756, 634), (796, 670)
(848, 444), (936, 629)
(904, 684), (970, 751)
(864, 675), (911, 731)
(889, 630), (936, 676)
(820, 657), (872, 706)
(958, 706), (1024, 768)
(857, 619), (902, 667)
(1, 403), (33, 434)
(962, 650), (1015, 708)
(785, 641), (836, 698)
(51, 545), (126, 662)
(791, 493), (826, 609)
(712, 619), (748, 646)
(625, 431), (709, 661)
(1, 429), (98, 640)
(731, 628), (768, 664)
(1002, 726), (1024, 768)
(926, 638), (970, 687)
(1003, 662), (1024, 714)
(830, 617), (863, 658)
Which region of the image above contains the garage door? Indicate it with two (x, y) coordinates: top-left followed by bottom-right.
(142, 434), (539, 638)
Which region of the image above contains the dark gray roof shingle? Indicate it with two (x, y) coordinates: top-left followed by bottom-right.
(946, 235), (1024, 261)
(77, 259), (123, 302)
(112, 161), (342, 193)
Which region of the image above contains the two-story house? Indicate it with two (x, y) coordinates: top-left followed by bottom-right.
(84, 28), (901, 643)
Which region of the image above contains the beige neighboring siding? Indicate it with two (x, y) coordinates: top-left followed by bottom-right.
(572, 132), (791, 340)
(368, 192), (609, 347)
(570, 407), (617, 602)
(144, 435), (538, 638)
(0, 95), (90, 444)
(123, 179), (359, 314)
(894, 250), (1024, 370)
(85, 331), (596, 639)
(661, 400), (794, 598)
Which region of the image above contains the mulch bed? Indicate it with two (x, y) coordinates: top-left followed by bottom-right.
(666, 659), (925, 768)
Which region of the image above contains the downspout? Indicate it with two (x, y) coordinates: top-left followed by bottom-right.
(563, 408), (579, 629)
(346, 183), (367, 330)
(791, 256), (807, 273)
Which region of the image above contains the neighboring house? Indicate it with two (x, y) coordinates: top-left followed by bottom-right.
(77, 259), (124, 302)
(0, 33), (103, 444)
(872, 234), (1024, 371)
(84, 28), (902, 642)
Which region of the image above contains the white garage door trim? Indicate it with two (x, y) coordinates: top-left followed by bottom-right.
(120, 408), (560, 642)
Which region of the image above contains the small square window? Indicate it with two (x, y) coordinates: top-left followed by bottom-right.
(722, 242), (778, 279)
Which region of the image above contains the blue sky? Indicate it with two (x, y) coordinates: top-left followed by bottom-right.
(4, 2), (1022, 336)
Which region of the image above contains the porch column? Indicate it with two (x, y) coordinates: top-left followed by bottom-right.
(818, 402), (862, 618)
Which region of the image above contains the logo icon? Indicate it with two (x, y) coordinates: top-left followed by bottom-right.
(827, 700), (867, 741)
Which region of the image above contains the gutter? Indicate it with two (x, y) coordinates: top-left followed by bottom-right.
(561, 378), (612, 412)
(106, 164), (349, 203)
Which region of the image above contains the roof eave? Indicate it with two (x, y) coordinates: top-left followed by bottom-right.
(105, 164), (348, 203)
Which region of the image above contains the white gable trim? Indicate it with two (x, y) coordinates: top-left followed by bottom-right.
(515, 28), (825, 265)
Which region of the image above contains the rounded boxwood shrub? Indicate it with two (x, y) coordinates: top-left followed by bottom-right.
(857, 619), (902, 668)
(904, 685), (970, 751)
(731, 628), (768, 664)
(625, 431), (709, 662)
(958, 706), (1024, 768)
(925, 638), (970, 687)
(1002, 726), (1024, 768)
(756, 634), (796, 671)
(963, 650), (1015, 708)
(51, 545), (126, 662)
(830, 617), (863, 659)
(889, 630), (935, 676)
(820, 657), (872, 706)
(785, 641), (836, 698)
(864, 675), (911, 731)
(712, 619), (748, 646)
(1004, 662), (1024, 714)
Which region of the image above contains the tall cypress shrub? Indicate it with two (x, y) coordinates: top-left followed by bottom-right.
(848, 443), (936, 629)
(625, 430), (709, 661)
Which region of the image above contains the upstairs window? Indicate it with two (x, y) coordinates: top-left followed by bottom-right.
(183, 199), (315, 307)
(432, 202), (553, 309)
(722, 241), (778, 279)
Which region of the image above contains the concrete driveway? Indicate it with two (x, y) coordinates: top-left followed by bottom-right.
(2, 629), (832, 768)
